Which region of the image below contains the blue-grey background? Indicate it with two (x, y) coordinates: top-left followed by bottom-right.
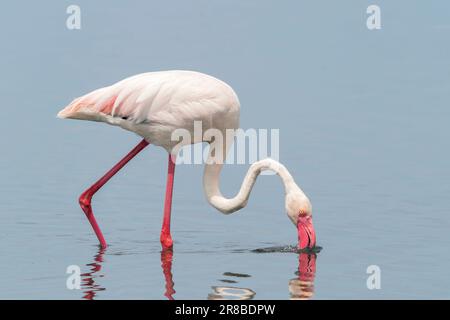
(0, 1), (449, 299)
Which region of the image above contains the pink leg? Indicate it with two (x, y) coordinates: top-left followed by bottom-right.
(160, 154), (176, 249)
(79, 139), (150, 248)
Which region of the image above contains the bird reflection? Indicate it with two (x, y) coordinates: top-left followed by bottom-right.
(160, 249), (176, 300)
(289, 253), (317, 300)
(205, 252), (317, 300)
(81, 247), (106, 300)
(208, 286), (256, 300)
(81, 247), (176, 300)
(207, 272), (255, 300)
(80, 246), (316, 299)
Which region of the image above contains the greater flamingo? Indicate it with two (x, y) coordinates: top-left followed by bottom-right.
(57, 70), (316, 250)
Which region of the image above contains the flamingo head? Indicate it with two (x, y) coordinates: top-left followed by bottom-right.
(285, 192), (316, 250)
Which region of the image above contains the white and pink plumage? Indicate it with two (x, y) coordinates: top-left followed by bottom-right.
(58, 70), (316, 250)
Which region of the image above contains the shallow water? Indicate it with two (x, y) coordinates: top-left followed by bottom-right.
(1, 1), (450, 299)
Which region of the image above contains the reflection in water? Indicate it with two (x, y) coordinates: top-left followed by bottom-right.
(81, 247), (176, 300)
(252, 245), (318, 299)
(160, 249), (176, 300)
(208, 272), (255, 300)
(208, 286), (256, 300)
(79, 246), (316, 300)
(289, 253), (317, 300)
(207, 252), (318, 300)
(81, 248), (106, 300)
(222, 272), (251, 278)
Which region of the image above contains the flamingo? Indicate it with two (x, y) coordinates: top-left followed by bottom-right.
(57, 70), (316, 250)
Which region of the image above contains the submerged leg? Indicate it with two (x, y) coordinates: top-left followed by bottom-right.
(160, 154), (176, 249)
(79, 139), (150, 248)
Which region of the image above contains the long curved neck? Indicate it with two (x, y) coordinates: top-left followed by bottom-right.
(203, 150), (301, 214)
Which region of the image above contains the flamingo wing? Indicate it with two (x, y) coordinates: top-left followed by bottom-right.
(57, 71), (240, 150)
(58, 71), (237, 121)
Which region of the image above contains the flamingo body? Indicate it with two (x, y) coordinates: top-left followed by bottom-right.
(58, 71), (240, 152)
(58, 70), (316, 250)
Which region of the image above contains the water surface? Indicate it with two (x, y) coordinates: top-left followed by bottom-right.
(1, 1), (450, 299)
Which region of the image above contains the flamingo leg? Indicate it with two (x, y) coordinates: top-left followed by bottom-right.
(160, 154), (176, 249)
(79, 139), (150, 248)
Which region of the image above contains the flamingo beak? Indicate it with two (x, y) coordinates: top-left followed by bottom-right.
(297, 215), (316, 250)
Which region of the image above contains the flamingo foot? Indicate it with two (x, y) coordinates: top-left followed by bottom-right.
(160, 232), (173, 250)
(79, 193), (107, 248)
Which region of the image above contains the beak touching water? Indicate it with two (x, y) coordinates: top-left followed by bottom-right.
(297, 215), (316, 250)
